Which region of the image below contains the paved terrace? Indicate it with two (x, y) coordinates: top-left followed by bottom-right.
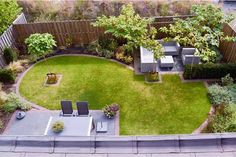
(1, 133), (236, 157)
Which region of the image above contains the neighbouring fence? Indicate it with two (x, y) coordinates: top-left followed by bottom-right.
(13, 15), (193, 51)
(219, 19), (236, 63)
(0, 13), (27, 67)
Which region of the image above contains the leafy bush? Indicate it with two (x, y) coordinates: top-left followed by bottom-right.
(183, 63), (236, 79)
(0, 0), (21, 34)
(52, 121), (64, 133)
(25, 33), (56, 59)
(160, 4), (235, 63)
(103, 49), (114, 59)
(93, 4), (164, 61)
(3, 47), (17, 64)
(208, 105), (236, 133)
(221, 74), (234, 86)
(98, 36), (118, 52)
(0, 83), (7, 106)
(0, 120), (3, 129)
(103, 103), (119, 119)
(123, 56), (133, 64)
(2, 93), (31, 113)
(227, 84), (236, 104)
(0, 69), (15, 84)
(208, 84), (232, 106)
(7, 61), (24, 74)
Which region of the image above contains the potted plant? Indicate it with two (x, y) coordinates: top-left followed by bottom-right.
(103, 103), (119, 119)
(52, 121), (64, 133)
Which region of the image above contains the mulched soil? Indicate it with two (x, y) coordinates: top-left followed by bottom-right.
(0, 111), (14, 134)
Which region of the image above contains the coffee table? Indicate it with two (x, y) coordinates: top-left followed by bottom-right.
(160, 56), (174, 68)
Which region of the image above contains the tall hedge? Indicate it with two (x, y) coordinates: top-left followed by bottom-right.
(183, 64), (236, 79)
(0, 0), (21, 34)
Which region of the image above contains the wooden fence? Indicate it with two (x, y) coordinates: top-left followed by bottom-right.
(13, 15), (193, 50)
(219, 20), (236, 63)
(0, 13), (27, 67)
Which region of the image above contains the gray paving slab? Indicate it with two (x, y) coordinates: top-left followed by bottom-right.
(24, 153), (65, 157)
(137, 135), (179, 153)
(152, 153), (194, 157)
(5, 110), (117, 136)
(195, 152), (235, 157)
(66, 154), (107, 157)
(108, 154), (149, 157)
(0, 152), (25, 157)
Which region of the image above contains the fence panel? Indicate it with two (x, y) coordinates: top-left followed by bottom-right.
(0, 13), (27, 67)
(219, 22), (236, 63)
(13, 15), (193, 54)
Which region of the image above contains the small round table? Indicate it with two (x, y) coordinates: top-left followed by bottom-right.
(16, 111), (26, 120)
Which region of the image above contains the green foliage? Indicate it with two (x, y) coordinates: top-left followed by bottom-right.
(0, 120), (3, 129)
(0, 69), (15, 84)
(3, 47), (17, 65)
(3, 93), (31, 113)
(0, 0), (21, 34)
(0, 83), (7, 107)
(160, 4), (235, 63)
(227, 84), (236, 104)
(25, 33), (56, 59)
(93, 4), (164, 60)
(103, 103), (119, 119)
(183, 63), (236, 79)
(209, 105), (236, 133)
(52, 121), (64, 133)
(221, 74), (234, 86)
(208, 84), (232, 106)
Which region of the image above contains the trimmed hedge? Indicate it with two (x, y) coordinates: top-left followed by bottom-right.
(0, 69), (15, 84)
(183, 63), (236, 79)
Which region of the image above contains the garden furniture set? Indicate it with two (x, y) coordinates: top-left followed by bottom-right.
(140, 40), (200, 72)
(60, 100), (90, 116)
(59, 100), (108, 135)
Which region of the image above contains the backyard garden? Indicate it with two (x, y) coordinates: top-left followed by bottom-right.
(0, 0), (236, 135)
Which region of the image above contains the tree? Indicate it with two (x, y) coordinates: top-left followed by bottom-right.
(0, 0), (21, 34)
(92, 3), (164, 63)
(160, 4), (236, 63)
(25, 33), (56, 59)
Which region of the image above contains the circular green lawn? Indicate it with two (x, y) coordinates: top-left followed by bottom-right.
(20, 55), (210, 135)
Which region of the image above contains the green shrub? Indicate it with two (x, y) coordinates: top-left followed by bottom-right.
(52, 121), (64, 133)
(25, 33), (56, 59)
(0, 0), (21, 34)
(208, 105), (236, 133)
(103, 49), (114, 59)
(0, 120), (3, 129)
(183, 63), (236, 79)
(221, 74), (234, 86)
(3, 47), (17, 64)
(3, 93), (31, 113)
(123, 56), (133, 64)
(208, 84), (232, 106)
(3, 101), (18, 113)
(0, 69), (15, 84)
(227, 84), (236, 104)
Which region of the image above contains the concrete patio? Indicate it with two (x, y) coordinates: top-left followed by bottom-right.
(4, 110), (119, 136)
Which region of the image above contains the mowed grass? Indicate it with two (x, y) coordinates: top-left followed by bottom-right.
(20, 56), (210, 135)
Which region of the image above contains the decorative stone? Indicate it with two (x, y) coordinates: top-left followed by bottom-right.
(16, 111), (26, 120)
